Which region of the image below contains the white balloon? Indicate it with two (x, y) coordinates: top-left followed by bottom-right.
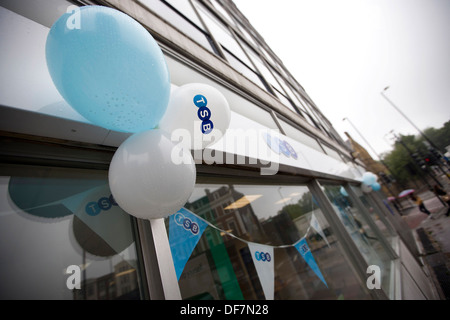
(361, 183), (373, 193)
(158, 83), (231, 150)
(108, 129), (196, 219)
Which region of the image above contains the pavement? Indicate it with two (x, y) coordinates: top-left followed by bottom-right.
(398, 181), (450, 300)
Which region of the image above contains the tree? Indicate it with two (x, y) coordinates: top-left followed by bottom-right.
(382, 121), (450, 188)
(281, 192), (316, 220)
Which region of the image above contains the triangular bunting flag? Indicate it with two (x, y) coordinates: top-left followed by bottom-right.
(248, 243), (274, 300)
(169, 208), (208, 280)
(310, 213), (330, 247)
(295, 238), (328, 287)
(67, 185), (134, 256)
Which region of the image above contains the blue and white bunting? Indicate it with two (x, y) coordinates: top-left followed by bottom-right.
(248, 243), (274, 300)
(169, 207), (208, 280)
(295, 238), (328, 287)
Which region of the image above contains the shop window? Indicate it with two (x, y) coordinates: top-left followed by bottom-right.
(320, 183), (394, 296)
(0, 167), (145, 299)
(166, 182), (371, 300)
(350, 186), (396, 245)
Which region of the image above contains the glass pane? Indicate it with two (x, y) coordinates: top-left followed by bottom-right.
(195, 3), (252, 66)
(351, 186), (396, 244)
(210, 0), (235, 25)
(236, 23), (258, 48)
(321, 183), (393, 295)
(166, 182), (371, 300)
(138, 0), (214, 52)
(164, 0), (204, 29)
(0, 167), (145, 299)
(245, 44), (280, 90)
(221, 47), (267, 90)
(273, 87), (298, 113)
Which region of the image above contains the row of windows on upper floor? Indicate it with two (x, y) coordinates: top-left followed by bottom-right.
(138, 0), (342, 145)
(0, 0), (351, 161)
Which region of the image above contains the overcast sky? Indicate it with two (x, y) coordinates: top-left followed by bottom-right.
(233, 0), (450, 159)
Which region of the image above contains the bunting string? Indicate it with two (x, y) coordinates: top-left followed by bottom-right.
(193, 211), (314, 249)
(169, 207), (329, 295)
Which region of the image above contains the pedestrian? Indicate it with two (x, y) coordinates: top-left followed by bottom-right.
(433, 185), (450, 217)
(410, 194), (433, 217)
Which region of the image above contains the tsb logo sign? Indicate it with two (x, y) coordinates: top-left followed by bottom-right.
(263, 133), (298, 160)
(174, 212), (200, 235)
(194, 94), (214, 134)
(85, 194), (118, 216)
(254, 251), (271, 262)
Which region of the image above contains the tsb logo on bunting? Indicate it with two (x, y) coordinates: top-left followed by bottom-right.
(174, 212), (200, 235)
(255, 251), (271, 262)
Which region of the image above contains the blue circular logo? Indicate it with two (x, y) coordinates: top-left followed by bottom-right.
(255, 251), (271, 262)
(85, 194), (118, 216)
(263, 133), (298, 159)
(193, 94), (207, 108)
(194, 94), (214, 135)
(98, 197), (112, 210)
(197, 106), (211, 121)
(175, 213), (200, 235)
(283, 141), (297, 159)
(201, 119), (214, 134)
(85, 201), (101, 216)
(279, 140), (290, 157)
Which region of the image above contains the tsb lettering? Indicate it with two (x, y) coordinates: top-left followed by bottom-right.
(255, 251), (271, 262)
(85, 194), (118, 216)
(174, 212), (200, 235)
(193, 94), (214, 134)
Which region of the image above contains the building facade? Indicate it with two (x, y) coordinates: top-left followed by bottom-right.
(0, 0), (440, 300)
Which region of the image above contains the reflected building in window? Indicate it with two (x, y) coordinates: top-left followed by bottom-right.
(73, 260), (139, 300)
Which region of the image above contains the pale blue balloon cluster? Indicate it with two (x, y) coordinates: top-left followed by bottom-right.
(46, 6), (171, 133)
(362, 172), (381, 192)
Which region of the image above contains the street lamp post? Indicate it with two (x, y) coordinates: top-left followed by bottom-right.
(342, 117), (399, 194)
(381, 86), (449, 178)
(380, 86), (439, 151)
(343, 117), (381, 161)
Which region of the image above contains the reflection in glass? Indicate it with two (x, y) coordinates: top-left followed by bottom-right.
(166, 183), (371, 300)
(0, 169), (144, 300)
(321, 183), (393, 295)
(351, 185), (396, 245)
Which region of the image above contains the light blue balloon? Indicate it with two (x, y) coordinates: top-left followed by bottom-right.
(362, 172), (376, 185)
(46, 6), (170, 132)
(340, 186), (348, 197)
(371, 182), (381, 191)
